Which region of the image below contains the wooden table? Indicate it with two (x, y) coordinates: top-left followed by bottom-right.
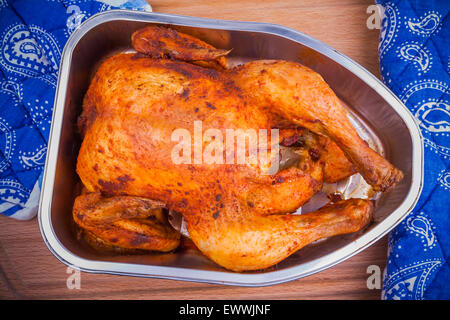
(0, 0), (387, 299)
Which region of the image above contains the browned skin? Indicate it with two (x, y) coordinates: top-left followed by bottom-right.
(131, 25), (230, 69)
(231, 60), (403, 192)
(73, 193), (180, 252)
(189, 198), (373, 271)
(73, 26), (398, 271)
(319, 136), (358, 183)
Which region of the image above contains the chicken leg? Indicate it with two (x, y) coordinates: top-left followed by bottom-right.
(186, 198), (373, 271)
(231, 61), (403, 191)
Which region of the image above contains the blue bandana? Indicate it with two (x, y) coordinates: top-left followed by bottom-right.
(376, 0), (449, 300)
(0, 0), (151, 220)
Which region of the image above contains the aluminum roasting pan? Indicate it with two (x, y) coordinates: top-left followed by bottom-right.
(38, 10), (424, 287)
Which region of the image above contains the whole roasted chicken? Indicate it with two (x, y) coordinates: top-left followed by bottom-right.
(73, 26), (403, 271)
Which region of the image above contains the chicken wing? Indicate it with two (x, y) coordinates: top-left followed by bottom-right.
(73, 192), (180, 252)
(131, 25), (230, 69)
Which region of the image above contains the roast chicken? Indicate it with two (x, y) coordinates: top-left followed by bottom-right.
(73, 26), (403, 271)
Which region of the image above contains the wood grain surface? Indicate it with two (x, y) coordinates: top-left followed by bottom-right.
(0, 0), (387, 300)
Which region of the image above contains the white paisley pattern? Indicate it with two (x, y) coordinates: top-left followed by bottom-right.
(423, 137), (449, 159)
(0, 79), (23, 104)
(412, 98), (450, 134)
(399, 79), (448, 104)
(383, 259), (443, 300)
(437, 169), (450, 191)
(18, 145), (47, 170)
(0, 117), (16, 174)
(65, 5), (87, 37)
(397, 42), (433, 75)
(406, 11), (442, 36)
(0, 24), (61, 87)
(379, 2), (401, 59)
(0, 178), (30, 206)
(379, 0), (449, 300)
(406, 212), (437, 250)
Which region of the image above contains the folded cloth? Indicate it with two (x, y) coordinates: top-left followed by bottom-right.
(376, 0), (449, 299)
(0, 0), (151, 220)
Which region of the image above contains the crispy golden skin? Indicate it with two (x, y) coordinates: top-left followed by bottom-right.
(74, 26), (400, 271)
(231, 60), (403, 192)
(188, 198), (372, 271)
(131, 25), (230, 69)
(319, 136), (358, 183)
(73, 193), (180, 252)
